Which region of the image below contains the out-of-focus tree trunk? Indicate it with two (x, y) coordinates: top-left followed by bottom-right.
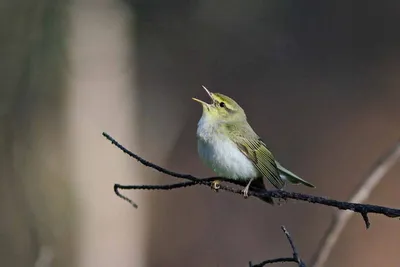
(66, 1), (151, 266)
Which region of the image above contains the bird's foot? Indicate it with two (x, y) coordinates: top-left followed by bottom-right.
(242, 186), (250, 199)
(211, 180), (221, 192)
(242, 178), (254, 199)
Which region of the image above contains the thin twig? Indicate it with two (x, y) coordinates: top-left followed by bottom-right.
(250, 258), (297, 266)
(114, 184), (138, 208)
(104, 132), (400, 228)
(311, 141), (400, 267)
(250, 226), (305, 266)
(282, 226), (305, 267)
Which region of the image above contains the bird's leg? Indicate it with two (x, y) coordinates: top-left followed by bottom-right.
(242, 177), (255, 198)
(211, 179), (221, 192)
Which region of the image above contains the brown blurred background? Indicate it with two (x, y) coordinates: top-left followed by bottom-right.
(1, 1), (400, 267)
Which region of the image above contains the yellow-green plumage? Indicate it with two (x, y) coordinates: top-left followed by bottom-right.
(193, 86), (315, 204)
(224, 122), (285, 189)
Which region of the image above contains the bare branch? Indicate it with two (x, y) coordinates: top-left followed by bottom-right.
(104, 132), (400, 228)
(311, 141), (400, 267)
(250, 226), (305, 267)
(113, 178), (217, 208)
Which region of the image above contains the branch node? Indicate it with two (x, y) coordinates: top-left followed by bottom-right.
(114, 184), (138, 208)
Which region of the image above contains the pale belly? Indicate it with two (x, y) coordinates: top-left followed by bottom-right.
(197, 136), (260, 180)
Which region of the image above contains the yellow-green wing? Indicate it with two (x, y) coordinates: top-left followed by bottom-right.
(226, 124), (286, 189)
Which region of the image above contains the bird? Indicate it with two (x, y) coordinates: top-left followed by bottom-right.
(192, 86), (315, 204)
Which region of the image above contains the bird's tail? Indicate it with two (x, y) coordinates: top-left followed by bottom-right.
(251, 178), (275, 205)
(257, 194), (275, 205)
(276, 161), (315, 188)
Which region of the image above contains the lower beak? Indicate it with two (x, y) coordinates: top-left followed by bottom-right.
(192, 97), (209, 106)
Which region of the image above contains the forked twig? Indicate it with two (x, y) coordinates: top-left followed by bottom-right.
(104, 132), (400, 229)
(250, 226), (305, 267)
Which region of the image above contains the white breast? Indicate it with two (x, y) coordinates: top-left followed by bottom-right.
(196, 115), (259, 180)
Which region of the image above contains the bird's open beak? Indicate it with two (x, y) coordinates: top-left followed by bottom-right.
(192, 85), (213, 106)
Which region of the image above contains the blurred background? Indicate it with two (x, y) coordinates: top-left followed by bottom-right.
(1, 1), (400, 266)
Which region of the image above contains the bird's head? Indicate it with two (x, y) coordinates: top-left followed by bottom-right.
(192, 86), (246, 123)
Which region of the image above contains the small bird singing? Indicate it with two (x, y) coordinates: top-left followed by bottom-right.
(193, 86), (315, 204)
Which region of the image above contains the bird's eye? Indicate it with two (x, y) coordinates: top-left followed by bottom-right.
(219, 102), (225, 108)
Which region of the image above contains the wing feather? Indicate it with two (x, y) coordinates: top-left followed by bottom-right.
(226, 123), (286, 189)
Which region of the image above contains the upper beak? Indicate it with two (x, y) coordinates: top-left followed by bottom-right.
(192, 85), (213, 105)
(201, 85), (213, 99)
